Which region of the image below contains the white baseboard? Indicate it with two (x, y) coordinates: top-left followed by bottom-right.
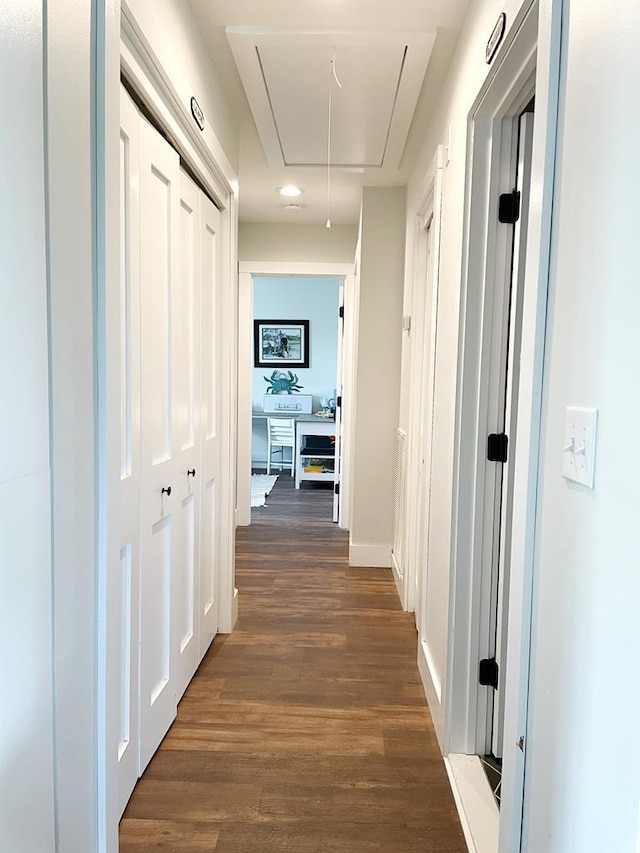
(417, 637), (445, 750)
(232, 587), (239, 628)
(236, 504), (251, 527)
(444, 754), (499, 853)
(391, 553), (405, 605)
(348, 543), (392, 568)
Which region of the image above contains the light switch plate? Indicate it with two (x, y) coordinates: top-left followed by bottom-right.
(562, 406), (598, 488)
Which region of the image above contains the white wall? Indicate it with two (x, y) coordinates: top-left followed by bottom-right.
(253, 277), (340, 410)
(401, 0), (640, 848)
(252, 276), (339, 465)
(521, 2), (640, 849)
(239, 223), (358, 263)
(350, 187), (406, 567)
(0, 3), (55, 850)
(48, 1), (101, 848)
(124, 0), (239, 173)
(400, 0), (510, 742)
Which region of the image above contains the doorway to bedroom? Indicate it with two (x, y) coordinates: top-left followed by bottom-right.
(242, 273), (346, 524)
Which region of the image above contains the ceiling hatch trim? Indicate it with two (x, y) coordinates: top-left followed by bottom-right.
(226, 28), (437, 171)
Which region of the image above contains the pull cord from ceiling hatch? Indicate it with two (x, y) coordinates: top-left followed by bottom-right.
(326, 47), (343, 229)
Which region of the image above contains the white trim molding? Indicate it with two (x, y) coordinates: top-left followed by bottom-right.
(226, 27), (436, 173)
(445, 754), (500, 853)
(238, 261), (354, 276)
(120, 2), (235, 204)
(237, 260), (356, 529)
(403, 143), (444, 617)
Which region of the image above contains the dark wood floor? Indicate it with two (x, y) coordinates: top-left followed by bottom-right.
(120, 477), (466, 852)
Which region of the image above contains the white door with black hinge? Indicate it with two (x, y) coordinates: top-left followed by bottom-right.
(138, 115), (181, 772)
(198, 192), (221, 661)
(490, 108), (535, 760)
(173, 170), (202, 701)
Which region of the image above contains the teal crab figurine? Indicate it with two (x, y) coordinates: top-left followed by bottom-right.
(264, 369), (304, 394)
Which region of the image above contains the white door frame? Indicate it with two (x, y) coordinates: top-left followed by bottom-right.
(403, 146), (444, 618)
(237, 262), (356, 529)
(333, 282), (345, 523)
(97, 4), (239, 846)
(446, 1), (562, 850)
(491, 108), (535, 761)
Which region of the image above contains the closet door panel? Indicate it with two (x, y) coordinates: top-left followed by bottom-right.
(198, 195), (221, 659)
(201, 474), (217, 638)
(142, 167), (172, 463)
(117, 86), (142, 817)
(177, 176), (200, 453)
(174, 172), (202, 699)
(138, 117), (180, 772)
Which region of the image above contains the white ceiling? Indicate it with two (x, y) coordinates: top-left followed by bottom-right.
(188, 0), (472, 225)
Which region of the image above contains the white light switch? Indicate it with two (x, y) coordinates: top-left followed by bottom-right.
(562, 407), (598, 489)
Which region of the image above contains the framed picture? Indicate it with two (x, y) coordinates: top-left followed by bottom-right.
(254, 319), (310, 368)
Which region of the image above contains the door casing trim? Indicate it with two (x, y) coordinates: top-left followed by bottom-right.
(446, 1), (563, 850)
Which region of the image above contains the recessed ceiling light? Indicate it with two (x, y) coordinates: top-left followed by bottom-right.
(283, 203), (304, 211)
(278, 185), (303, 197)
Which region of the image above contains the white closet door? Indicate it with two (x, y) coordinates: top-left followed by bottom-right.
(198, 194), (221, 660)
(138, 117), (180, 771)
(117, 86), (142, 816)
(174, 171), (202, 699)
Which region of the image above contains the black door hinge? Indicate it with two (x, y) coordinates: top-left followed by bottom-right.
(339, 306), (344, 319)
(498, 189), (521, 223)
(334, 483), (340, 495)
(479, 658), (499, 689)
(336, 395), (342, 408)
(487, 433), (508, 463)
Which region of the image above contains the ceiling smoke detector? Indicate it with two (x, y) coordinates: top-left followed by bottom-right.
(282, 202), (304, 211)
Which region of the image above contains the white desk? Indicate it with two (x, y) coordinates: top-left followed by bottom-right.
(294, 415), (336, 489)
(251, 409), (336, 476)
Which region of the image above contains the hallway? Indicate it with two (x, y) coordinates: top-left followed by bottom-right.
(119, 478), (465, 852)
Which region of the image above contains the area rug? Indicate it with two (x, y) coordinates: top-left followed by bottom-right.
(250, 474), (278, 508)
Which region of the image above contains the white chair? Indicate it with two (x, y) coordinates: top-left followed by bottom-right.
(266, 418), (296, 476)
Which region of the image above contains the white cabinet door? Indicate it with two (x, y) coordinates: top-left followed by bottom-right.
(117, 87), (142, 816)
(198, 194), (221, 660)
(138, 117), (181, 772)
(174, 171), (202, 700)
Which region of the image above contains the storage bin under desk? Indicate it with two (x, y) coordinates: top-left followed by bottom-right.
(294, 417), (336, 489)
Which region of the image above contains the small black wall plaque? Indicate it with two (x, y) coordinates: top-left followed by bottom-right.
(190, 96), (205, 132)
(486, 13), (506, 64)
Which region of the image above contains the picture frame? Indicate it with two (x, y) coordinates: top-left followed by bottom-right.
(254, 319), (310, 368)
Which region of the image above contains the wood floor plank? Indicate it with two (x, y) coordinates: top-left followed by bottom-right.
(214, 823), (323, 853)
(123, 780), (262, 822)
(119, 477), (465, 851)
(119, 819), (219, 852)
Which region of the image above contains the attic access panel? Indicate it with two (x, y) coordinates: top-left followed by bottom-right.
(226, 29), (437, 171)
(258, 42), (404, 167)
